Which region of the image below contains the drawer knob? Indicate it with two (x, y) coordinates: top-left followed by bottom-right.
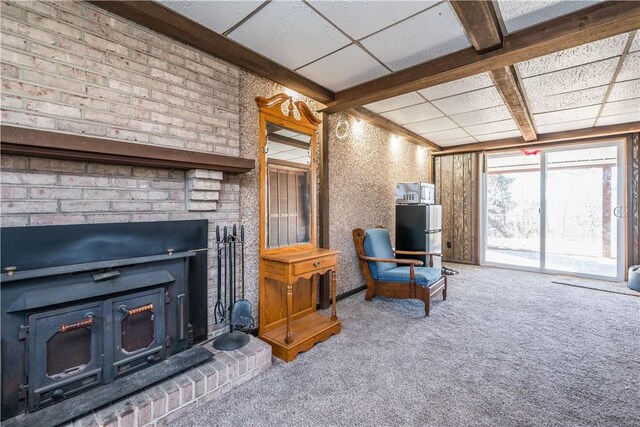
(313, 261), (321, 268)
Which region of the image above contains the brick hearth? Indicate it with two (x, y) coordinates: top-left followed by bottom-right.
(67, 337), (271, 427)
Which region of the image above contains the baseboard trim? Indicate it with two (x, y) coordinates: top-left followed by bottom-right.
(314, 285), (366, 311)
(337, 285), (367, 301)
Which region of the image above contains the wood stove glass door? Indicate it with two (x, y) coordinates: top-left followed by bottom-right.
(27, 301), (103, 411)
(110, 288), (166, 379)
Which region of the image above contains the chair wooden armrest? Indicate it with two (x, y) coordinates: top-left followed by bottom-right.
(394, 250), (442, 257)
(393, 250), (442, 267)
(358, 255), (424, 266)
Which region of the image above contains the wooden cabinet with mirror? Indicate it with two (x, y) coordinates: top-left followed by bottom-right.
(256, 94), (340, 362)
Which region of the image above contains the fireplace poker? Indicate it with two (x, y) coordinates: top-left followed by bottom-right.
(232, 224), (237, 303)
(214, 226), (225, 324)
(240, 225), (245, 298)
(223, 226), (228, 322)
(228, 225), (236, 334)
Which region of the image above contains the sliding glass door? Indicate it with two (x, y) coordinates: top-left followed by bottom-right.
(485, 153), (541, 268)
(545, 146), (621, 277)
(482, 141), (625, 280)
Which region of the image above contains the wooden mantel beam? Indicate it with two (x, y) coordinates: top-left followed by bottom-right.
(0, 125), (256, 173)
(450, 1), (538, 142)
(323, 1), (640, 112)
(431, 121), (640, 155)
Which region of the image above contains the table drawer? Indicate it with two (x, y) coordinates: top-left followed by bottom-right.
(293, 256), (334, 276)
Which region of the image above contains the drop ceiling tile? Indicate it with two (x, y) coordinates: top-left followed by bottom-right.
(497, 0), (602, 34)
(404, 116), (458, 134)
(160, 1), (264, 33)
(360, 2), (470, 71)
(537, 118), (594, 134)
(533, 105), (600, 126)
(465, 119), (518, 136)
(228, 1), (350, 69)
(475, 130), (522, 142)
(608, 80), (640, 102)
(364, 92), (425, 113)
(380, 102), (443, 124)
(297, 45), (388, 91)
(421, 127), (469, 142)
(522, 58), (619, 98)
(517, 35), (627, 78)
(418, 73), (494, 101)
(450, 105), (514, 127)
(307, 1), (435, 40)
(432, 86), (504, 115)
(526, 86), (608, 113)
(616, 51), (640, 82)
(438, 136), (477, 147)
(600, 99), (640, 117)
(597, 112), (640, 126)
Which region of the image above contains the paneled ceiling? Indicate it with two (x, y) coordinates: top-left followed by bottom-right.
(363, 73), (519, 146)
(159, 0), (640, 148)
(518, 33), (640, 134)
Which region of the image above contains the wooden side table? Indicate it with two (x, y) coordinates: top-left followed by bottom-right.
(259, 248), (341, 362)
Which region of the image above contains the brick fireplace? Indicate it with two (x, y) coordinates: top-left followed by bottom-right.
(0, 1), (274, 424)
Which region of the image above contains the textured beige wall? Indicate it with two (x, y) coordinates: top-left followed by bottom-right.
(328, 113), (431, 294)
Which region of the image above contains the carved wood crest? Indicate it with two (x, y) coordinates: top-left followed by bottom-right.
(255, 93), (321, 129)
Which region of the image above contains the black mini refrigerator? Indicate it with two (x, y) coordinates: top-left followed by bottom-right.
(395, 204), (442, 269)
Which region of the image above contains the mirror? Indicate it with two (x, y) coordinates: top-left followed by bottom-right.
(265, 124), (312, 248)
(256, 93), (321, 254)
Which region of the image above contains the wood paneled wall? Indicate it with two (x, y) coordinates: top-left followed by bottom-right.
(434, 153), (480, 264)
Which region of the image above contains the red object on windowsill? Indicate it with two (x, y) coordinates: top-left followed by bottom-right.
(521, 148), (541, 156)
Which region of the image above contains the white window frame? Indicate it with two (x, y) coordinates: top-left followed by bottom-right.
(480, 139), (626, 281)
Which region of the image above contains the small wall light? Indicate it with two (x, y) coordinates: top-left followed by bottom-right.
(352, 118), (364, 134)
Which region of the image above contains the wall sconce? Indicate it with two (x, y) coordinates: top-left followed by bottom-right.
(352, 118), (364, 134)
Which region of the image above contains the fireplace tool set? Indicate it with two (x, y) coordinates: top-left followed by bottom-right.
(212, 224), (253, 351)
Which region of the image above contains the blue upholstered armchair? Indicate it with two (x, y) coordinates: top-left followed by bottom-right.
(353, 227), (447, 317)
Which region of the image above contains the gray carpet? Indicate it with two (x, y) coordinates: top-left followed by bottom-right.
(551, 275), (639, 297)
(173, 264), (640, 427)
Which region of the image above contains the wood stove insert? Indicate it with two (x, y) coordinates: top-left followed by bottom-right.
(1, 220), (211, 424)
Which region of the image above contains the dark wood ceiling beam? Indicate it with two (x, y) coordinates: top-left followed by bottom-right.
(323, 1), (640, 112)
(490, 66), (537, 141)
(431, 121), (640, 155)
(451, 1), (538, 142)
(88, 1), (335, 104)
(449, 0), (502, 52)
(346, 108), (441, 151)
